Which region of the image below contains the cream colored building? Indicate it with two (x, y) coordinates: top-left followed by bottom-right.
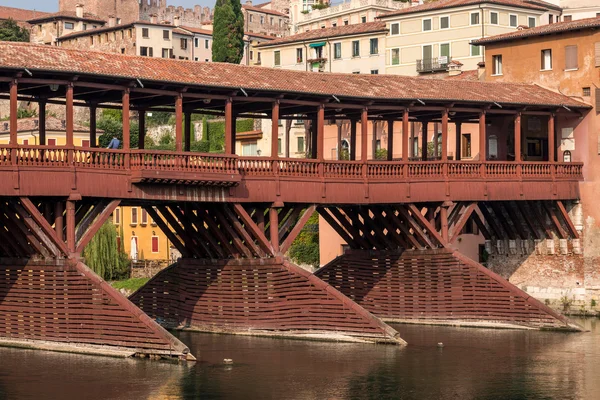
(379, 0), (555, 76)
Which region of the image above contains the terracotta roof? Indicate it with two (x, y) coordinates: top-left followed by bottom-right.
(243, 5), (287, 17)
(57, 20), (176, 41)
(28, 10), (106, 24)
(255, 21), (388, 47)
(0, 6), (50, 23)
(472, 17), (600, 45)
(445, 70), (479, 81)
(378, 0), (550, 19)
(0, 42), (589, 109)
(245, 32), (276, 40)
(0, 116), (103, 135)
(173, 28), (193, 36)
(180, 26), (213, 36)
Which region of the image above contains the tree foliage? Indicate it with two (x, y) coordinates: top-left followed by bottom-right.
(0, 19), (29, 42)
(212, 0), (245, 63)
(83, 221), (130, 281)
(97, 109), (139, 148)
(288, 211), (320, 268)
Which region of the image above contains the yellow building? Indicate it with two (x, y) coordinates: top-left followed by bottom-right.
(0, 115), (97, 146)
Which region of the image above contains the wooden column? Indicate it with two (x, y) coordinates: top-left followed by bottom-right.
(232, 113), (238, 155)
(336, 121), (342, 160)
(440, 202), (450, 243)
(54, 202), (64, 241)
(9, 80), (17, 146)
(514, 112), (521, 162)
(350, 119), (357, 161)
(317, 104), (324, 160)
(372, 121), (378, 159)
(184, 110), (192, 152)
(66, 83), (74, 147)
(455, 121), (462, 161)
(361, 108), (368, 162)
(89, 103), (96, 148)
(433, 123), (439, 158)
(310, 117), (318, 159)
(271, 101), (280, 158)
(441, 109), (449, 161)
(174, 94), (183, 152)
(387, 119), (394, 161)
(285, 119), (290, 158)
(548, 113), (555, 162)
(402, 110), (409, 162)
(66, 200), (76, 254)
(479, 111), (486, 162)
(39, 99), (47, 146)
(137, 109), (145, 150)
(269, 207), (279, 253)
(421, 121), (428, 161)
(224, 98), (234, 154)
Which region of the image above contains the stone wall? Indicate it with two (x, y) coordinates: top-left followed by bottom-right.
(59, 26), (137, 56)
(59, 0), (141, 24)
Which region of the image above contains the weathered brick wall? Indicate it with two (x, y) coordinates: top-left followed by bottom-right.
(59, 27), (137, 56)
(59, 0), (140, 23)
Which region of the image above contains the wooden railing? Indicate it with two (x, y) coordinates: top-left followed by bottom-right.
(0, 145), (584, 183)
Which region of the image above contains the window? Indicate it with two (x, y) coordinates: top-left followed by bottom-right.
(140, 46), (149, 56)
(142, 28), (149, 38)
(528, 17), (536, 28)
(257, 52), (261, 64)
(38, 24), (42, 32)
(47, 138), (56, 146)
(278, 138), (282, 154)
(162, 48), (170, 58)
(391, 48), (400, 65)
(352, 71), (360, 74)
(462, 134), (471, 158)
(352, 40), (360, 57)
(583, 87), (591, 97)
(565, 45), (578, 70)
(549, 15), (554, 24)
(332, 22), (336, 28)
(470, 12), (480, 25)
(64, 22), (74, 30)
(180, 38), (188, 49)
(541, 49), (552, 70)
(297, 136), (305, 153)
(296, 48), (303, 63)
(390, 23), (399, 35)
(194, 38), (199, 47)
(470, 44), (481, 57)
(370, 69), (379, 74)
(249, 14), (253, 23)
(250, 51), (253, 61)
(274, 50), (281, 66)
(83, 23), (87, 30)
(564, 15), (572, 22)
(131, 208), (138, 225)
(151, 236), (159, 253)
(163, 30), (169, 40)
(490, 12), (498, 25)
(242, 142), (258, 156)
(205, 39), (209, 49)
(370, 38), (378, 55)
(492, 55), (502, 75)
(114, 208), (121, 225)
(270, 17), (274, 25)
(260, 16), (264, 24)
(81, 140), (90, 148)
(22, 139), (28, 145)
(334, 42), (341, 59)
(343, 19), (349, 26)
(509, 14), (518, 27)
(440, 16), (449, 29)
(440, 43), (450, 60)
(141, 209), (148, 225)
(279, 19), (282, 27)
(90, 36), (94, 45)
(423, 18), (432, 31)
(361, 16), (366, 23)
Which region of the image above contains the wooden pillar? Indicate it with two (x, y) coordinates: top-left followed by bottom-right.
(514, 113), (521, 162)
(66, 83), (74, 147)
(224, 98), (234, 154)
(271, 101), (280, 158)
(455, 121), (462, 161)
(39, 99), (47, 146)
(440, 202), (450, 243)
(66, 200), (76, 254)
(9, 80), (17, 146)
(89, 103), (96, 148)
(421, 121), (428, 161)
(387, 119), (394, 161)
(174, 93), (183, 152)
(441, 109), (449, 161)
(232, 113), (237, 155)
(269, 207), (279, 253)
(336, 121), (342, 160)
(372, 121), (378, 159)
(54, 201), (64, 241)
(184, 110), (192, 152)
(137, 109), (145, 150)
(317, 104), (324, 160)
(350, 119), (357, 161)
(548, 113), (555, 162)
(402, 110), (409, 162)
(310, 117), (318, 159)
(479, 111), (486, 162)
(410, 122), (415, 158)
(361, 108), (368, 162)
(285, 119), (290, 158)
(433, 123), (439, 158)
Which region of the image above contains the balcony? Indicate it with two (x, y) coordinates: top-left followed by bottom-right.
(308, 58), (327, 72)
(417, 57), (452, 73)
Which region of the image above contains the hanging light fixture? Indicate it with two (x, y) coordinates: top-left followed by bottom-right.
(49, 84), (59, 92)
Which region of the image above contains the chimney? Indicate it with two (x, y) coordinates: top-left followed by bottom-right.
(173, 15), (181, 27)
(448, 60), (463, 76)
(108, 15), (117, 27)
(150, 13), (158, 24)
(75, 3), (84, 19)
(477, 61), (486, 81)
(246, 0), (253, 5)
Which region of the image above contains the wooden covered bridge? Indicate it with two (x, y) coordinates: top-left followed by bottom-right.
(0, 42), (588, 359)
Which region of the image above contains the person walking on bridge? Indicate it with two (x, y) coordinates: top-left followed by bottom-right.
(107, 136), (120, 149)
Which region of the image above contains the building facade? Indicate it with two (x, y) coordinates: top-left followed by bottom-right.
(28, 4), (106, 46)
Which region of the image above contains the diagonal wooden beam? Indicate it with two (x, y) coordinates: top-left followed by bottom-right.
(278, 206), (303, 244)
(478, 202), (506, 239)
(488, 202), (518, 240)
(168, 205), (215, 259)
(0, 223), (18, 257)
(329, 207), (371, 249)
(280, 206), (316, 255)
(317, 208), (360, 249)
(447, 202), (464, 229)
(503, 201), (528, 240)
(543, 201), (568, 239)
(75, 199), (109, 242)
(470, 206), (492, 240)
(209, 205), (253, 258)
(159, 205), (206, 258)
(359, 207), (398, 250)
(381, 206), (422, 249)
(556, 201), (579, 239)
(374, 207), (409, 249)
(345, 207), (384, 249)
(449, 202), (477, 243)
(3, 203), (51, 257)
(18, 197), (69, 256)
(194, 206), (238, 258)
(75, 200), (120, 254)
(233, 203), (274, 256)
(406, 204), (446, 247)
(144, 206), (191, 258)
(0, 212), (31, 257)
(222, 205), (267, 258)
(514, 201), (542, 240)
(183, 205), (225, 259)
(527, 201), (553, 239)
(75, 202), (94, 228)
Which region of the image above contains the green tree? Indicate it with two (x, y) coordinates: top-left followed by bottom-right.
(83, 221), (130, 281)
(97, 109), (139, 148)
(288, 211), (320, 268)
(0, 19), (29, 42)
(212, 0), (245, 63)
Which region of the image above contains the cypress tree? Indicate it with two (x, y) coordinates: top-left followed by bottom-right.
(212, 0), (245, 63)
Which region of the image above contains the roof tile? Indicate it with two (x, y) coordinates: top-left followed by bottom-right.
(378, 0), (551, 19)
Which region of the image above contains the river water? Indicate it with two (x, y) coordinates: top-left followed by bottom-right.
(1, 318), (599, 400)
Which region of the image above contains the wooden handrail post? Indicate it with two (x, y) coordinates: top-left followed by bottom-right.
(66, 82), (74, 165)
(548, 113), (555, 163)
(271, 100), (280, 159)
(361, 108), (368, 177)
(122, 89), (131, 168)
(421, 121), (428, 161)
(350, 118), (357, 161)
(387, 119), (394, 161)
(89, 102), (96, 148)
(184, 110), (192, 152)
(317, 103), (325, 161)
(442, 108), (449, 177)
(137, 108), (145, 150)
(174, 93), (183, 153)
(514, 112), (522, 179)
(479, 110), (486, 176)
(402, 109), (409, 178)
(9, 79), (18, 165)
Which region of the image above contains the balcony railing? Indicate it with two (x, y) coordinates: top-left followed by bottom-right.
(417, 57), (452, 73)
(307, 58), (327, 72)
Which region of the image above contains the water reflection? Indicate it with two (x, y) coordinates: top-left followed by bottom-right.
(0, 319), (599, 400)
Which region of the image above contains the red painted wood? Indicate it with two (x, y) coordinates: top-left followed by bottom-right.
(175, 94), (183, 153)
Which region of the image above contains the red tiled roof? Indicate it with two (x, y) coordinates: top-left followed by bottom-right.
(245, 32), (276, 40)
(255, 21), (388, 47)
(243, 5), (287, 17)
(57, 20), (178, 41)
(0, 116), (103, 135)
(28, 10), (106, 24)
(378, 0), (550, 19)
(472, 17), (600, 45)
(173, 28), (193, 36)
(445, 70), (479, 81)
(0, 6), (50, 23)
(0, 42), (589, 109)
(180, 26), (213, 36)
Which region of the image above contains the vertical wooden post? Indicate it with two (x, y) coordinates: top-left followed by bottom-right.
(271, 101), (280, 158)
(285, 119), (290, 158)
(39, 99), (47, 146)
(336, 121), (342, 160)
(361, 108), (368, 163)
(232, 113), (237, 155)
(310, 117), (318, 159)
(441, 109), (449, 161)
(137, 109), (145, 150)
(54, 201), (64, 241)
(548, 113), (555, 162)
(121, 89), (130, 151)
(455, 121), (462, 161)
(410, 122), (415, 158)
(433, 123), (439, 158)
(372, 121), (378, 159)
(184, 110), (192, 152)
(387, 119), (394, 161)
(402, 110), (409, 162)
(421, 121), (428, 161)
(224, 98), (233, 154)
(66, 83), (74, 147)
(269, 207), (279, 253)
(89, 103), (96, 148)
(440, 202), (450, 243)
(350, 119), (357, 161)
(9, 80), (18, 146)
(175, 93), (183, 152)
(479, 111), (486, 162)
(317, 104), (324, 160)
(66, 200), (76, 254)
(514, 112), (521, 162)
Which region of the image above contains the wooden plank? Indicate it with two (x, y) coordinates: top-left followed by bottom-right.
(555, 200), (579, 239)
(543, 201), (568, 239)
(18, 197), (70, 256)
(449, 203), (476, 243)
(233, 204), (274, 256)
(317, 208), (359, 249)
(280, 206), (317, 255)
(406, 204), (446, 247)
(527, 201), (553, 239)
(514, 201), (542, 240)
(143, 206), (191, 258)
(76, 200), (121, 253)
(194, 206), (238, 258)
